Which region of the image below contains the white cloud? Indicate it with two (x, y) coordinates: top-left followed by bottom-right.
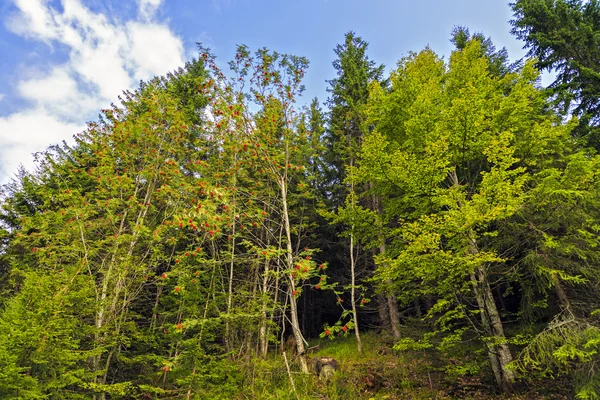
(18, 67), (78, 104)
(17, 66), (102, 119)
(211, 0), (232, 12)
(6, 0), (61, 42)
(126, 22), (185, 81)
(0, 94), (5, 102)
(0, 108), (84, 180)
(137, 0), (163, 20)
(0, 0), (186, 184)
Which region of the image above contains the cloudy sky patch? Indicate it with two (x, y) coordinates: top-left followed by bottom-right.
(0, 0), (185, 183)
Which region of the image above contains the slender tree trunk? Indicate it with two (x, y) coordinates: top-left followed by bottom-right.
(350, 232), (363, 353)
(378, 242), (401, 339)
(259, 252), (270, 358)
(468, 241), (515, 391)
(372, 193), (402, 339)
(225, 233), (235, 353)
(470, 265), (515, 391)
(225, 175), (238, 354)
(377, 294), (390, 330)
(553, 273), (572, 312)
(187, 259), (218, 399)
(272, 226), (284, 357)
(347, 161), (364, 353)
(287, 281), (308, 372)
(259, 216), (273, 358)
(92, 208), (130, 397)
(450, 169), (514, 391)
(387, 293), (402, 339)
(280, 177), (308, 373)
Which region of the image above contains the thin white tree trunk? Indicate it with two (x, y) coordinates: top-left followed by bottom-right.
(259, 254), (270, 358)
(280, 177), (308, 373)
(350, 232), (363, 353)
(349, 162), (363, 352)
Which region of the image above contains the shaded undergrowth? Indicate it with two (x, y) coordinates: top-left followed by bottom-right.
(235, 328), (574, 399)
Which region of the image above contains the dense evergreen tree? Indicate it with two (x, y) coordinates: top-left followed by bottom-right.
(511, 0), (600, 148)
(325, 32), (403, 341)
(450, 26), (511, 76)
(325, 31), (385, 198)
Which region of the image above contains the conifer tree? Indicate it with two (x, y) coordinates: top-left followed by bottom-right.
(511, 0), (600, 148)
(326, 32), (402, 339)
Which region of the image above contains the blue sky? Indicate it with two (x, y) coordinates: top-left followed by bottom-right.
(0, 0), (529, 184)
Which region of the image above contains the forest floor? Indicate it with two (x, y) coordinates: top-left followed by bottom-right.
(242, 328), (574, 399)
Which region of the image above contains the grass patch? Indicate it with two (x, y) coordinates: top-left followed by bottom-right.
(235, 329), (574, 399)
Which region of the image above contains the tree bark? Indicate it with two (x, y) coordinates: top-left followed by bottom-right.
(259, 252), (270, 358)
(225, 209), (236, 354)
(350, 232), (363, 353)
(470, 264), (515, 391)
(450, 168), (514, 391)
(280, 177), (309, 373)
(372, 193), (402, 339)
(377, 294), (390, 330)
(553, 273), (572, 312)
(287, 281), (308, 372)
(387, 293), (402, 339)
(348, 164), (363, 353)
(380, 243), (401, 339)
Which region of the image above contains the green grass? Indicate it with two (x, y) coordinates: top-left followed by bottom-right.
(235, 329), (574, 399)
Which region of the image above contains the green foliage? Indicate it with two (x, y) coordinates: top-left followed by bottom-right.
(451, 26), (511, 76)
(363, 38), (572, 390)
(515, 316), (600, 399)
(325, 31), (385, 204)
(1, 24), (600, 399)
(511, 0), (600, 147)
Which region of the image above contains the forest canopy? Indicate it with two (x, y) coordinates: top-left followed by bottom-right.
(1, 1), (600, 399)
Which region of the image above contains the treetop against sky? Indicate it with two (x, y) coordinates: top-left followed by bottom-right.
(0, 0), (531, 185)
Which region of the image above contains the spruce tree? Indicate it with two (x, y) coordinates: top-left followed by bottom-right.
(511, 0), (600, 148)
